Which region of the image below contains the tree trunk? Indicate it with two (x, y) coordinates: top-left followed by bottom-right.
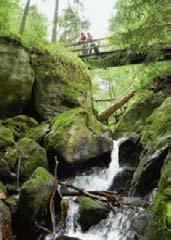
(19, 0), (31, 35)
(97, 89), (135, 122)
(52, 0), (60, 43)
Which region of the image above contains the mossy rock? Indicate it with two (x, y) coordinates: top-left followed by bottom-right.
(0, 41), (35, 118)
(4, 137), (48, 178)
(45, 108), (113, 164)
(114, 90), (165, 137)
(4, 115), (39, 139)
(144, 159), (169, 240)
(31, 46), (92, 120)
(25, 122), (50, 143)
(0, 125), (15, 148)
(76, 196), (109, 231)
(0, 181), (7, 195)
(17, 167), (54, 223)
(0, 200), (12, 240)
(129, 99), (170, 197)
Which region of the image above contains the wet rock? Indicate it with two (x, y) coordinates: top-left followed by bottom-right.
(119, 136), (143, 167)
(5, 195), (19, 215)
(110, 167), (135, 195)
(0, 125), (15, 148)
(4, 137), (48, 178)
(45, 108), (113, 169)
(0, 200), (12, 240)
(76, 196), (109, 231)
(131, 210), (149, 235)
(0, 40), (35, 118)
(3, 115), (39, 140)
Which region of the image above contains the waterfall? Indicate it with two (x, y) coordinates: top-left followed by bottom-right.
(46, 139), (143, 240)
(69, 139), (125, 191)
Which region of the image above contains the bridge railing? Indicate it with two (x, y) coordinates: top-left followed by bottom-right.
(66, 37), (112, 57)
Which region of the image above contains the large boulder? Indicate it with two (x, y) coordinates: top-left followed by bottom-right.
(129, 98), (170, 197)
(31, 47), (92, 120)
(3, 115), (39, 140)
(25, 122), (50, 143)
(4, 137), (48, 178)
(0, 200), (12, 240)
(45, 108), (113, 166)
(0, 38), (35, 118)
(17, 167), (55, 223)
(76, 196), (109, 231)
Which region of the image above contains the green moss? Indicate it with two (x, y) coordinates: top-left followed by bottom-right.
(25, 122), (50, 143)
(76, 196), (105, 210)
(146, 160), (169, 240)
(4, 137), (48, 177)
(18, 167), (54, 222)
(4, 115), (38, 139)
(141, 97), (170, 149)
(0, 125), (15, 148)
(114, 90), (165, 137)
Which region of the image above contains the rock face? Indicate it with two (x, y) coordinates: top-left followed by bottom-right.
(0, 40), (35, 118)
(76, 196), (109, 231)
(4, 137), (48, 178)
(45, 108), (113, 166)
(32, 49), (92, 120)
(129, 98), (170, 197)
(119, 136), (143, 167)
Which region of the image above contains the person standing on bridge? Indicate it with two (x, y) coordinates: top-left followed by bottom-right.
(78, 32), (88, 55)
(87, 33), (99, 55)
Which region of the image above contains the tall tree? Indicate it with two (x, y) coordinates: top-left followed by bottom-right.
(51, 0), (60, 42)
(58, 1), (90, 44)
(19, 0), (31, 35)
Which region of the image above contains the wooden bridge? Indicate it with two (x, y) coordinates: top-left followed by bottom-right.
(67, 38), (171, 68)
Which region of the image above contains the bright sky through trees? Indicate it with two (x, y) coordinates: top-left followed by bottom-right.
(21, 0), (116, 38)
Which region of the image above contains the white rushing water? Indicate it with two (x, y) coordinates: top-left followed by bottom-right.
(46, 139), (143, 240)
(69, 139), (125, 191)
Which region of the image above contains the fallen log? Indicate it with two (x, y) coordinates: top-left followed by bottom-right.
(97, 89), (135, 122)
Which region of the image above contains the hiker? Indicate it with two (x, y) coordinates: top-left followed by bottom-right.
(87, 33), (99, 55)
(78, 32), (88, 55)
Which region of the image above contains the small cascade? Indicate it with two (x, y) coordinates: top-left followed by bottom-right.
(69, 139), (125, 191)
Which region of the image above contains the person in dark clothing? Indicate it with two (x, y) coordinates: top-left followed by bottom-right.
(87, 33), (99, 54)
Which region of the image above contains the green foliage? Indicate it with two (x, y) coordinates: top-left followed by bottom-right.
(109, 0), (169, 57)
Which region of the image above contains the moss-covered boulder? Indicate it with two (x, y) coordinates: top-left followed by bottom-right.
(4, 115), (38, 139)
(45, 108), (113, 164)
(0, 125), (15, 148)
(76, 196), (109, 231)
(0, 40), (35, 118)
(31, 47), (92, 120)
(0, 200), (12, 240)
(4, 137), (48, 178)
(114, 90), (165, 137)
(17, 167), (55, 223)
(129, 98), (170, 196)
(25, 122), (50, 143)
(144, 159), (169, 240)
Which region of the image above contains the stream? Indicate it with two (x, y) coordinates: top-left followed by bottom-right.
(46, 139), (145, 240)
